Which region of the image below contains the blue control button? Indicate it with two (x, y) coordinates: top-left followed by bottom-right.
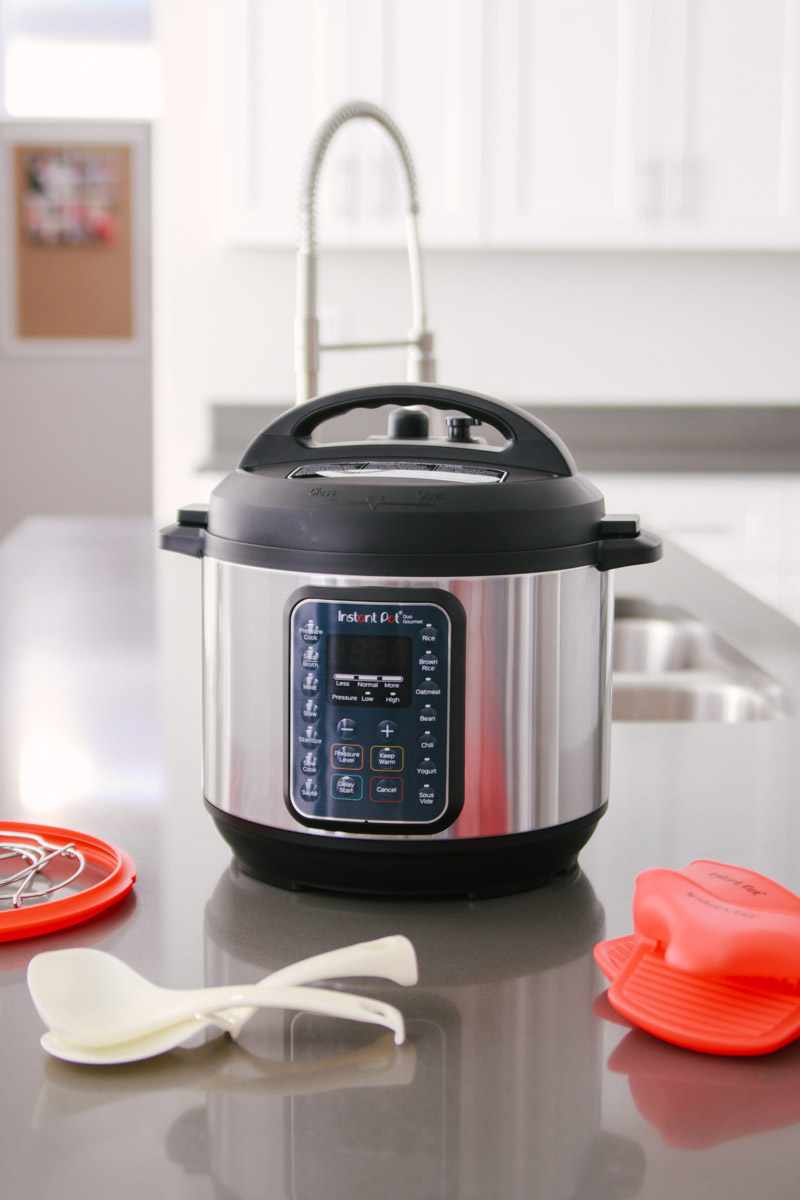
(371, 745), (404, 772)
(418, 732), (437, 752)
(299, 726), (322, 749)
(302, 647), (321, 670)
(416, 757), (438, 779)
(418, 707), (438, 726)
(419, 652), (438, 671)
(420, 625), (438, 644)
(332, 743), (363, 770)
(302, 673), (320, 695)
(299, 618), (322, 643)
(417, 785), (436, 805)
(370, 777), (403, 803)
(300, 780), (320, 801)
(332, 774), (362, 800)
(337, 718), (358, 740)
(376, 720), (398, 741)
(302, 699), (319, 721)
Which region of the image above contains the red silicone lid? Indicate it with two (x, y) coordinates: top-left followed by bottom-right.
(0, 821), (136, 942)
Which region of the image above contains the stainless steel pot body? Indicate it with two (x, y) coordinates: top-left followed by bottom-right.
(202, 559), (613, 841)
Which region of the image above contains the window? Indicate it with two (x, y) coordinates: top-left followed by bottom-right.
(0, 0), (159, 118)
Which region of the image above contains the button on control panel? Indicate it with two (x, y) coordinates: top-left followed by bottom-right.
(289, 596), (454, 827)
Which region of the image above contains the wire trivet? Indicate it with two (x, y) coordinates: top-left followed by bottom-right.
(0, 831), (86, 908)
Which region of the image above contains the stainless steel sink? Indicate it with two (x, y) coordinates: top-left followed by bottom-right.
(612, 598), (796, 722)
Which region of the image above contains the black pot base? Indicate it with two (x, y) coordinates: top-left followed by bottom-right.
(206, 801), (607, 900)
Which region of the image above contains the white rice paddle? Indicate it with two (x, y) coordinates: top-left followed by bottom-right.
(28, 934), (417, 1065)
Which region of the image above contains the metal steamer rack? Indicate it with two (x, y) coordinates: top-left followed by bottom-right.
(1, 830), (85, 908)
(0, 822), (136, 941)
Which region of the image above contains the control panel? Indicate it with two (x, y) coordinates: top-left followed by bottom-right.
(288, 592), (463, 831)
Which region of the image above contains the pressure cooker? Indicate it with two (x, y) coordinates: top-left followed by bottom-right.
(160, 383), (661, 898)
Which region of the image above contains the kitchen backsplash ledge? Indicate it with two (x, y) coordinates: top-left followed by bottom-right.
(200, 402), (800, 473)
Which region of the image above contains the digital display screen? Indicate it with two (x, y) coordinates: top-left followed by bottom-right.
(326, 635), (412, 707)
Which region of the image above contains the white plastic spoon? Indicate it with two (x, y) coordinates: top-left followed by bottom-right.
(216, 933), (417, 1038)
(38, 981), (404, 1054)
(29, 935), (417, 1062)
(38, 1025), (417, 1073)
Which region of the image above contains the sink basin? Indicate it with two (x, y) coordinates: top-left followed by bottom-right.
(611, 598), (796, 722)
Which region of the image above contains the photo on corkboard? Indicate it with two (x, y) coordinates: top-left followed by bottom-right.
(21, 148), (121, 246)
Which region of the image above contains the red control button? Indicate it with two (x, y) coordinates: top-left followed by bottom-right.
(370, 777), (403, 803)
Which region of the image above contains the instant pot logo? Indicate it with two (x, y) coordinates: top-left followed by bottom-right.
(337, 610), (403, 624)
(338, 610), (377, 624)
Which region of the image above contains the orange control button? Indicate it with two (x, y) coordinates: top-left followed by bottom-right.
(331, 743), (363, 770)
(370, 745), (403, 772)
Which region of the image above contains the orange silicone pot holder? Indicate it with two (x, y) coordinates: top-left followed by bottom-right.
(594, 860), (800, 1055)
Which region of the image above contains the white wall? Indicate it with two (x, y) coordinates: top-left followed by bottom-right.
(153, 0), (800, 522)
(0, 356), (151, 538)
(0, 122), (152, 540)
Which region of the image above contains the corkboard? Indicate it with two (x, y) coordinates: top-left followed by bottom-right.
(14, 144), (133, 339)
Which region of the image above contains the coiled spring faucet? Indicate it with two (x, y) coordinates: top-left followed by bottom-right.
(295, 100), (436, 405)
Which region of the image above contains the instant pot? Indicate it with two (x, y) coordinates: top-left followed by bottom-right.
(161, 383), (661, 897)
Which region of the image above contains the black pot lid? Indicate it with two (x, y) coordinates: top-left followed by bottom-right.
(163, 384), (662, 577)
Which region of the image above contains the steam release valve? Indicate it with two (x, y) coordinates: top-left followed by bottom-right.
(446, 416), (481, 443)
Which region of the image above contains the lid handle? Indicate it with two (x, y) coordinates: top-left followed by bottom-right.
(237, 384), (577, 475)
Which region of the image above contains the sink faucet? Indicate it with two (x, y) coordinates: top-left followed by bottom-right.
(295, 100), (436, 405)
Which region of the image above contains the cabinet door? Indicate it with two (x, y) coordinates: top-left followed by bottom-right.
(483, 0), (633, 245)
(676, 0), (800, 240)
(224, 0), (483, 248)
(629, 0), (800, 243)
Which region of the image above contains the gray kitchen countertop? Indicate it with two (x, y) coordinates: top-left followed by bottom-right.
(2, 517), (800, 1199)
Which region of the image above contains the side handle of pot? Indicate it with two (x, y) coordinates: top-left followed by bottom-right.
(596, 515), (663, 571)
(159, 504), (208, 557)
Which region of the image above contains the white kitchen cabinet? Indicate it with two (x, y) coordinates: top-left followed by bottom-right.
(628, 0), (800, 245)
(224, 0), (800, 249)
(483, 0), (633, 244)
(224, 0), (484, 248)
(484, 0), (800, 247)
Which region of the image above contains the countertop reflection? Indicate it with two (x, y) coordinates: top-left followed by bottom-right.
(2, 517), (800, 1199)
